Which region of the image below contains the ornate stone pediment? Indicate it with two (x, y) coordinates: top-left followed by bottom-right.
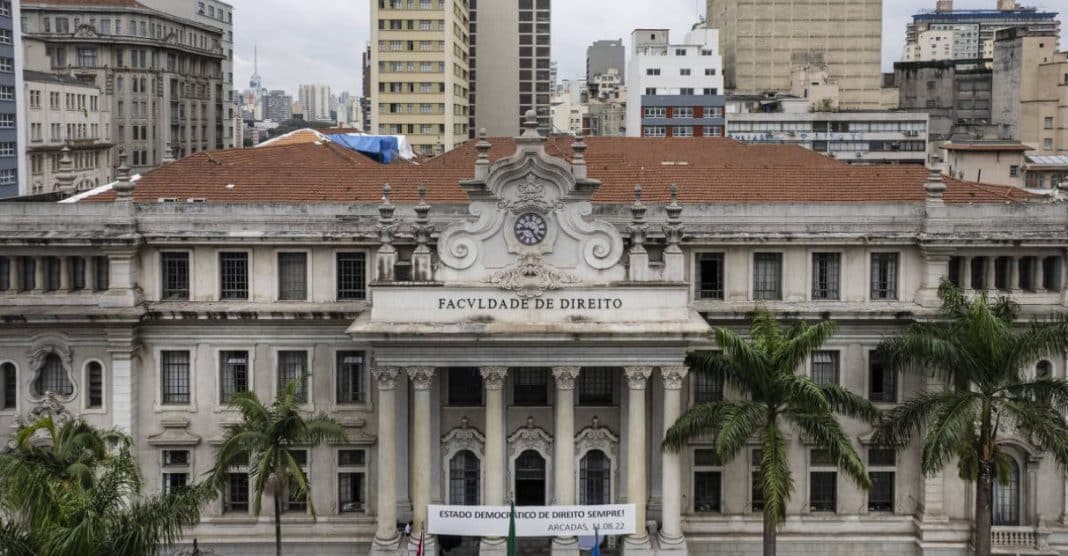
(147, 417), (202, 447)
(436, 114), (625, 295)
(26, 342), (76, 403)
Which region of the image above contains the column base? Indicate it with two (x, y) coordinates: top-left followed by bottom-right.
(551, 536), (581, 556)
(657, 533), (688, 554)
(622, 534), (656, 556)
(479, 536), (508, 555)
(369, 534), (402, 555)
(407, 534), (437, 556)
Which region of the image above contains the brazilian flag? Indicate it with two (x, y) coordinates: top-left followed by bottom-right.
(506, 502), (517, 556)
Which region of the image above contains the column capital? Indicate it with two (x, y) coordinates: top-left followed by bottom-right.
(480, 367), (508, 390)
(552, 366), (581, 390)
(407, 367), (435, 390)
(372, 367), (401, 391)
(660, 366), (689, 390)
(624, 366), (653, 390)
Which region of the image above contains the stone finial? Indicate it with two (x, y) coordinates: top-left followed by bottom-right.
(520, 109), (542, 139)
(663, 184), (685, 255)
(378, 183), (395, 224)
(415, 183), (430, 225)
(628, 184), (648, 255)
(474, 128), (492, 180)
(112, 149), (134, 202)
(412, 183), (435, 281)
(666, 184), (683, 223)
(925, 167), (946, 202)
(375, 183), (399, 281)
(572, 133), (588, 179)
(162, 142), (175, 164)
(55, 145), (76, 196)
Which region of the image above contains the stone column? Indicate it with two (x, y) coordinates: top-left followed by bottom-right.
(32, 256), (45, 292)
(962, 256), (973, 290)
(106, 327), (138, 437)
(1036, 258), (1047, 292)
(408, 367), (436, 553)
(1011, 256), (1021, 293)
(371, 367), (402, 553)
(59, 257), (71, 291)
(552, 367), (581, 556)
(6, 258), (16, 292)
(659, 366), (688, 551)
(986, 256), (998, 295)
(624, 367), (653, 551)
(481, 367), (508, 555)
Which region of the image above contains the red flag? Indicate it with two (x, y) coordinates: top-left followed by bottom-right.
(416, 529), (424, 556)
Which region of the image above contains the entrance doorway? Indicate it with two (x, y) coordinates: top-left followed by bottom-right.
(514, 450), (546, 506)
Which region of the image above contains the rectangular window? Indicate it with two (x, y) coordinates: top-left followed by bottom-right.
(948, 256), (963, 288)
(86, 361), (104, 408)
(697, 253), (725, 299)
(447, 367), (483, 406)
(578, 367), (614, 405)
(868, 352), (896, 403)
(277, 252), (307, 301)
(219, 252), (248, 300)
(751, 449), (763, 512)
(336, 351), (365, 405)
(870, 253), (899, 300)
(219, 350), (249, 404)
(224, 473), (249, 513)
(674, 107), (694, 118)
(160, 252), (189, 300)
(1043, 257), (1062, 292)
(692, 352), (724, 403)
(811, 253), (841, 300)
(753, 253), (782, 300)
(282, 449), (309, 512)
(513, 367), (549, 406)
(811, 351), (839, 386)
(160, 350), (191, 405)
(810, 463), (837, 513)
(336, 253), (366, 300)
(92, 256), (109, 291)
(277, 351), (308, 403)
(338, 449), (366, 513)
(868, 449), (896, 512)
(693, 449), (722, 513)
(995, 256), (1012, 291)
(3, 362), (17, 409)
(970, 257), (987, 290)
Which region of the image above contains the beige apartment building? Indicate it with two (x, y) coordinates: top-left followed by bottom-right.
(992, 29), (1067, 155)
(370, 0), (470, 156)
(706, 0), (885, 109)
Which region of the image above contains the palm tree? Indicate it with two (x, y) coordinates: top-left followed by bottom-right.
(663, 308), (878, 556)
(210, 378), (347, 556)
(873, 281), (1068, 556)
(0, 416), (215, 556)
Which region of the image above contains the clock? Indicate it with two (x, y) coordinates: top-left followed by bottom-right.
(514, 213), (548, 246)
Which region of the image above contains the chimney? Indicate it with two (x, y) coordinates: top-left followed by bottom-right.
(936, 0), (953, 13)
(997, 0), (1016, 11)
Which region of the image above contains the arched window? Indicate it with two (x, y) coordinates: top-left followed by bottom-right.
(1037, 361), (1053, 379)
(86, 362), (103, 409)
(580, 450), (610, 505)
(34, 353), (72, 397)
(993, 457), (1020, 526)
(449, 450), (480, 506)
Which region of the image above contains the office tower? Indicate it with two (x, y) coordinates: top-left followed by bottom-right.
(371, 0), (470, 156)
(299, 84), (331, 122)
(706, 0), (884, 109)
(586, 39), (625, 86)
(263, 90), (292, 121)
(905, 0), (1060, 62)
(470, 0), (551, 136)
(0, 0), (19, 198)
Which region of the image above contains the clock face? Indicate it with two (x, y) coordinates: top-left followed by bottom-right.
(514, 213), (548, 246)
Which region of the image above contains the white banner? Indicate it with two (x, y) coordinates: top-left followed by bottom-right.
(427, 504), (636, 537)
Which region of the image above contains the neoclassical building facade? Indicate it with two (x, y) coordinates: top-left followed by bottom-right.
(0, 118), (1067, 555)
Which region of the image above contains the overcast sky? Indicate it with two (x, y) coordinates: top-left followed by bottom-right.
(227, 0), (1065, 96)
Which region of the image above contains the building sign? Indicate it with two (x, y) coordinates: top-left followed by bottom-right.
(427, 504), (636, 537)
(436, 295), (624, 311)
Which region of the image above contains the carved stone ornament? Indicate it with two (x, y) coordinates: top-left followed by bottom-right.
(507, 417), (553, 460)
(488, 253), (580, 299)
(497, 173), (565, 214)
(407, 367), (435, 390)
(660, 366), (689, 390)
(624, 367), (653, 390)
(371, 367), (400, 391)
(27, 343), (76, 402)
(480, 367), (509, 390)
(442, 417), (486, 460)
(552, 367), (581, 390)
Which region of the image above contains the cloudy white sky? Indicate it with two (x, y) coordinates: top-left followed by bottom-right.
(227, 0), (1064, 96)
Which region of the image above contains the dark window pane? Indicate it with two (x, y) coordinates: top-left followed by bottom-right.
(161, 252), (189, 300)
(871, 253), (899, 300)
(338, 449), (365, 466)
(69, 257), (86, 291)
(44, 257), (61, 291)
(580, 450), (610, 505)
(868, 353), (896, 403)
(93, 256), (109, 291)
(2, 362), (16, 409)
(694, 471), (721, 512)
(578, 367), (614, 405)
(811, 351), (839, 386)
(278, 253), (307, 301)
(220, 350), (249, 403)
(693, 368), (723, 404)
(812, 253), (840, 300)
(694, 449), (721, 466)
(337, 253), (366, 300)
(970, 257), (987, 290)
(448, 367), (482, 406)
(697, 253), (724, 299)
(336, 351), (365, 404)
(753, 253), (782, 300)
(161, 350), (190, 404)
(995, 256), (1012, 291)
(87, 361), (103, 408)
(278, 351), (308, 403)
(339, 472), (365, 512)
(868, 471), (894, 512)
(450, 450), (481, 505)
(35, 353), (72, 396)
(810, 471), (837, 512)
(219, 252), (248, 300)
(513, 367), (549, 406)
(19, 257), (35, 291)
(992, 458), (1020, 525)
(948, 256), (963, 287)
(0, 256), (8, 290)
(224, 473), (249, 512)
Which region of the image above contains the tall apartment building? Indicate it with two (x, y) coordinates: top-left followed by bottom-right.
(0, 0), (21, 198)
(298, 84), (331, 122)
(139, 0), (235, 148)
(370, 0), (470, 156)
(905, 0), (1060, 62)
(469, 0), (551, 137)
(706, 0), (884, 110)
(625, 26), (726, 138)
(586, 39), (624, 91)
(22, 0), (228, 173)
(992, 29), (1067, 154)
(262, 89), (291, 121)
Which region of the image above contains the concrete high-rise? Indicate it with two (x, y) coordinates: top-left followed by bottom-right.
(706, 0), (884, 109)
(586, 39), (624, 85)
(299, 84), (331, 122)
(262, 90), (292, 122)
(470, 0), (551, 137)
(905, 1), (1060, 62)
(0, 0), (21, 198)
(370, 0), (470, 156)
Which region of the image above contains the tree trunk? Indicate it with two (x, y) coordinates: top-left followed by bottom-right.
(974, 462), (993, 556)
(763, 508), (777, 556)
(274, 487), (283, 556)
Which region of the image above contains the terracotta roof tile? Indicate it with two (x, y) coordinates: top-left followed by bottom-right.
(82, 137), (1039, 205)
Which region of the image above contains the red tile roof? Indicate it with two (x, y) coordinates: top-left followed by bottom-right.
(81, 137), (1037, 205)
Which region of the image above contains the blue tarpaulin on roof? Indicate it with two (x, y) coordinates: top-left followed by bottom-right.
(327, 134), (400, 164)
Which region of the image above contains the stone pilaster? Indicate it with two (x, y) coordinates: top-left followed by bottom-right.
(371, 367), (402, 554)
(106, 327), (138, 438)
(480, 367), (509, 555)
(659, 366), (688, 553)
(551, 366), (581, 556)
(407, 367), (436, 555)
(623, 366), (653, 553)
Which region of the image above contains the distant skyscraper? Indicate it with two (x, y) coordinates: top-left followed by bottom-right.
(298, 84), (332, 122)
(706, 0), (884, 109)
(0, 0), (20, 198)
(470, 0), (551, 136)
(263, 90), (292, 121)
(586, 39), (625, 85)
(904, 0), (1060, 62)
(250, 46), (261, 91)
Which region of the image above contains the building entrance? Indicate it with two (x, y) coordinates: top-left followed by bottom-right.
(514, 450), (547, 506)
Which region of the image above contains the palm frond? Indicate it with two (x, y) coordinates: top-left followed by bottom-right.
(759, 421), (793, 524)
(775, 319), (838, 373)
(1001, 399), (1068, 465)
(922, 392), (981, 476)
(872, 391), (964, 448)
(820, 384), (879, 424)
(663, 401), (735, 453)
(785, 410), (871, 490)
